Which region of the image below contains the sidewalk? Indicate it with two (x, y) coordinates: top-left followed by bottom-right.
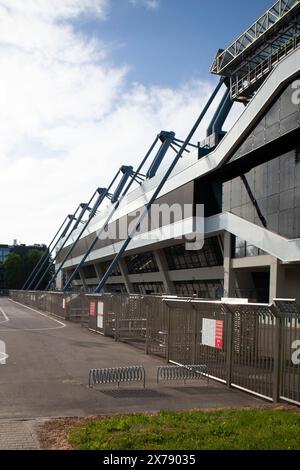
(0, 420), (41, 450)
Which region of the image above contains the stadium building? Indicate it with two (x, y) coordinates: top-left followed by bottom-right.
(51, 0), (300, 304)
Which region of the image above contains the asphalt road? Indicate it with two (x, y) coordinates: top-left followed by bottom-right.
(0, 297), (263, 420)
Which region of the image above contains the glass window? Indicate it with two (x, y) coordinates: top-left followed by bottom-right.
(82, 265), (97, 279)
(174, 280), (223, 299)
(126, 252), (159, 274)
(164, 237), (223, 271)
(133, 282), (164, 295)
(101, 260), (121, 277)
(106, 284), (127, 294)
(234, 237), (265, 259)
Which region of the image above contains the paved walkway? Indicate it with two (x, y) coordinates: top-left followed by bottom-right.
(0, 420), (40, 450)
(0, 297), (265, 449)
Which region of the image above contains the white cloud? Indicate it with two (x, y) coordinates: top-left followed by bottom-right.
(0, 0), (109, 20)
(0, 0), (240, 246)
(129, 0), (159, 9)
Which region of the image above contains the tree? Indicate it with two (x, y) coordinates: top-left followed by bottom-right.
(25, 249), (53, 290)
(3, 253), (25, 289)
(3, 248), (53, 291)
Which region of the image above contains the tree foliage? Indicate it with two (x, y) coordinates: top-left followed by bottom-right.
(3, 248), (53, 290)
(3, 253), (25, 289)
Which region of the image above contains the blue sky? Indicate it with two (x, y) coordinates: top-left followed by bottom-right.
(78, 0), (273, 87)
(0, 0), (274, 243)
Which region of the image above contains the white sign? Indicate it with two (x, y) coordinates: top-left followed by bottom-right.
(97, 301), (104, 329)
(202, 319), (216, 348)
(202, 318), (224, 350)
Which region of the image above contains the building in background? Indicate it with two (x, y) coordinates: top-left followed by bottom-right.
(55, 1), (300, 304)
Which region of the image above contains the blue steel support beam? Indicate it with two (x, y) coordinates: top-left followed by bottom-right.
(44, 190), (107, 291)
(111, 166), (134, 204)
(212, 91), (233, 134)
(94, 78), (224, 294)
(22, 214), (70, 290)
(45, 171), (121, 291)
(27, 205), (82, 290)
(146, 131), (175, 179)
(35, 187), (110, 291)
(63, 134), (161, 292)
(206, 89), (233, 136)
(32, 195), (97, 291)
(71, 203), (90, 231)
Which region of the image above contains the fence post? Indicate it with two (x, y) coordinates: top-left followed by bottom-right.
(145, 298), (150, 355)
(166, 302), (171, 363)
(272, 307), (282, 404)
(225, 306), (233, 389)
(192, 307), (197, 365)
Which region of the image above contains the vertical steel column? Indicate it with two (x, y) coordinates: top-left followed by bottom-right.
(94, 78), (224, 294)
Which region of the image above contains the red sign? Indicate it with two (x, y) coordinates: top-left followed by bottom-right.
(215, 320), (224, 350)
(89, 301), (96, 317)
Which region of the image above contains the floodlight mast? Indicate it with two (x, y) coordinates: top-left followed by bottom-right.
(94, 78), (224, 294)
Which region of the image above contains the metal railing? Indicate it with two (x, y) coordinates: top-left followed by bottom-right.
(88, 366), (146, 388)
(9, 290), (300, 405)
(157, 365), (209, 385)
(231, 33), (300, 100)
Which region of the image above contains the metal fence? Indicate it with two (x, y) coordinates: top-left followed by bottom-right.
(89, 366), (146, 388)
(9, 290), (300, 405)
(10, 290), (89, 325)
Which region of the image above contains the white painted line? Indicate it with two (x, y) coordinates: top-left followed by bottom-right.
(0, 351), (9, 364)
(0, 307), (9, 324)
(0, 339), (8, 365)
(0, 299), (67, 332)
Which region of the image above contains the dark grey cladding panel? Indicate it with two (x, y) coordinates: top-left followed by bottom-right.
(57, 181), (194, 263)
(222, 149), (300, 239)
(228, 79), (300, 164)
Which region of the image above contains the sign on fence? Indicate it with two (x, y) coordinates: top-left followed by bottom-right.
(202, 319), (223, 350)
(89, 301), (96, 317)
(97, 301), (104, 329)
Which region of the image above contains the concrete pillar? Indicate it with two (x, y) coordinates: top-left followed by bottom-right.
(78, 268), (87, 291)
(118, 259), (134, 294)
(153, 249), (176, 295)
(223, 232), (236, 298)
(270, 257), (285, 303)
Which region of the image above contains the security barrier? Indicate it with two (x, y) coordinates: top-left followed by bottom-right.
(88, 366), (146, 388)
(9, 290), (300, 405)
(9, 290), (89, 324)
(157, 365), (209, 385)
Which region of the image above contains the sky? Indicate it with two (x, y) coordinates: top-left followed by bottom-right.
(0, 0), (273, 245)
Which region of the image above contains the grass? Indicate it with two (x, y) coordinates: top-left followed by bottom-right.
(66, 409), (300, 450)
